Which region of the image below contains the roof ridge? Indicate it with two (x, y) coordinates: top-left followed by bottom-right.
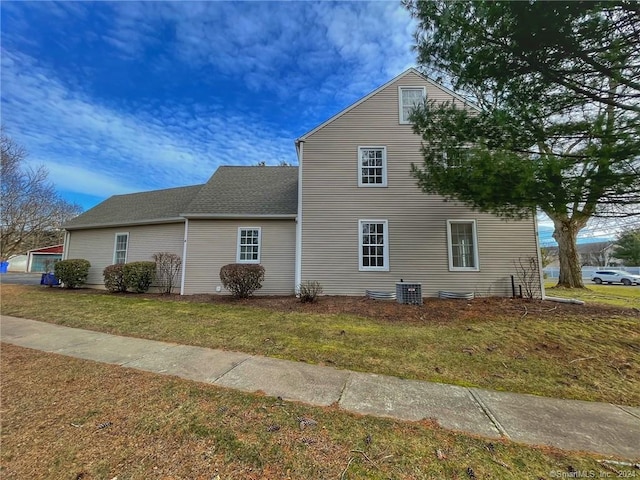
(109, 183), (205, 198)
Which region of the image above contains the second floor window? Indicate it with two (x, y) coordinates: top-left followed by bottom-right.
(358, 146), (387, 187)
(442, 147), (471, 169)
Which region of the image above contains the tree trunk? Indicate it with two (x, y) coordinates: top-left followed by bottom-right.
(552, 219), (585, 288)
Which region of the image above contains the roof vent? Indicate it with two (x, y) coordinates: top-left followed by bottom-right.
(396, 282), (422, 305)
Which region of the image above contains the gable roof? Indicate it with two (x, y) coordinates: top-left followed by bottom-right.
(296, 67), (479, 142)
(183, 166), (298, 217)
(28, 244), (64, 254)
(63, 166), (299, 230)
(64, 184), (204, 230)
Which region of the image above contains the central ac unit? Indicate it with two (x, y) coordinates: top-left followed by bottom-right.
(396, 282), (423, 305)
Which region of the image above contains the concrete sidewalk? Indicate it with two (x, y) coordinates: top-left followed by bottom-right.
(1, 315), (639, 459)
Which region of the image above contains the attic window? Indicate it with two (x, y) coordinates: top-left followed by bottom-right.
(399, 86), (426, 124)
(237, 227), (261, 263)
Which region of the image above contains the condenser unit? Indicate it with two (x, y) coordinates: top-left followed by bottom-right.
(396, 282), (423, 305)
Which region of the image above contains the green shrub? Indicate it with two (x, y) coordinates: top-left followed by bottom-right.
(298, 280), (323, 303)
(103, 264), (127, 293)
(54, 259), (91, 289)
(219, 263), (265, 298)
(123, 261), (156, 293)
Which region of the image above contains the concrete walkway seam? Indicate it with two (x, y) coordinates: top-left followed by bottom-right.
(617, 405), (640, 421)
(211, 355), (253, 384)
(467, 388), (511, 439)
(335, 373), (351, 406)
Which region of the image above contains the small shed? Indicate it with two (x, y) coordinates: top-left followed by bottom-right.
(27, 244), (64, 272)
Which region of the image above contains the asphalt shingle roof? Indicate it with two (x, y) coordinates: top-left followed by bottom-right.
(184, 166), (298, 216)
(63, 184), (204, 229)
(63, 166), (299, 229)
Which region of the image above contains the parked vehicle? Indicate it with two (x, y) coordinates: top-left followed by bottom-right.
(591, 270), (640, 286)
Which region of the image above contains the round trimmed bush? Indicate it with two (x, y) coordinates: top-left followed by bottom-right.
(219, 263), (265, 298)
(123, 261), (156, 293)
(103, 264), (127, 293)
(54, 259), (91, 289)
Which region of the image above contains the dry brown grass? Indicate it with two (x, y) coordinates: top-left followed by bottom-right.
(2, 344), (636, 480)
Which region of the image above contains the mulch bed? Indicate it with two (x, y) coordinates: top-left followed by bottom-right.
(56, 287), (639, 323)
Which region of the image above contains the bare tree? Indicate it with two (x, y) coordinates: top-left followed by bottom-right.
(1, 131), (82, 259)
(152, 252), (182, 294)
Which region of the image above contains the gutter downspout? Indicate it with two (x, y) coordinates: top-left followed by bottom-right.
(62, 231), (70, 260)
(294, 140), (304, 293)
(180, 218), (189, 296)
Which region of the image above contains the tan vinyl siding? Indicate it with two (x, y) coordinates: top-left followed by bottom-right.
(183, 220), (295, 295)
(65, 223), (185, 289)
(301, 71), (541, 297)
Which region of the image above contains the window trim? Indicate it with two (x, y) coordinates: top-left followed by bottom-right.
(398, 86), (427, 124)
(236, 227), (262, 264)
(357, 146), (388, 187)
(446, 220), (479, 272)
(358, 219), (389, 272)
(113, 232), (129, 265)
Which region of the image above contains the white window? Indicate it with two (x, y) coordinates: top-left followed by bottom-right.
(399, 86), (426, 124)
(359, 220), (389, 271)
(113, 233), (129, 265)
(442, 147), (469, 168)
(447, 220), (479, 271)
(358, 146), (387, 187)
(237, 227), (261, 263)
(442, 147), (471, 169)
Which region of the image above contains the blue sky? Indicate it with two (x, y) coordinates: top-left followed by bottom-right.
(2, 1), (416, 210)
(1, 1), (619, 245)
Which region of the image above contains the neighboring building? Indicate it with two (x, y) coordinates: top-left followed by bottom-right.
(6, 254), (28, 272)
(544, 241), (618, 268)
(27, 244), (64, 272)
(63, 69), (543, 297)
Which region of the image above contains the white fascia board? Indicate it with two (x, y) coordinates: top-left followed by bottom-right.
(180, 213), (296, 220)
(63, 217), (186, 231)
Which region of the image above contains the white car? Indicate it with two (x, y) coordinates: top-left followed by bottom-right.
(591, 270), (640, 286)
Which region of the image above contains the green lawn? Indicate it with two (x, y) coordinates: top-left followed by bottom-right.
(2, 284), (639, 405)
(4, 344), (635, 479)
(544, 281), (640, 308)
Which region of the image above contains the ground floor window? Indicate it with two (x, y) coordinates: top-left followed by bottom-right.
(114, 233), (129, 264)
(237, 227), (261, 263)
(359, 220), (389, 271)
(447, 220), (479, 271)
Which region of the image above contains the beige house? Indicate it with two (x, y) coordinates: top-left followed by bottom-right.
(64, 68), (543, 297)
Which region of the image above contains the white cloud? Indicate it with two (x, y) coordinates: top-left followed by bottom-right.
(1, 48), (297, 199)
(43, 163), (141, 198)
(1, 1), (420, 209)
(102, 1), (417, 107)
